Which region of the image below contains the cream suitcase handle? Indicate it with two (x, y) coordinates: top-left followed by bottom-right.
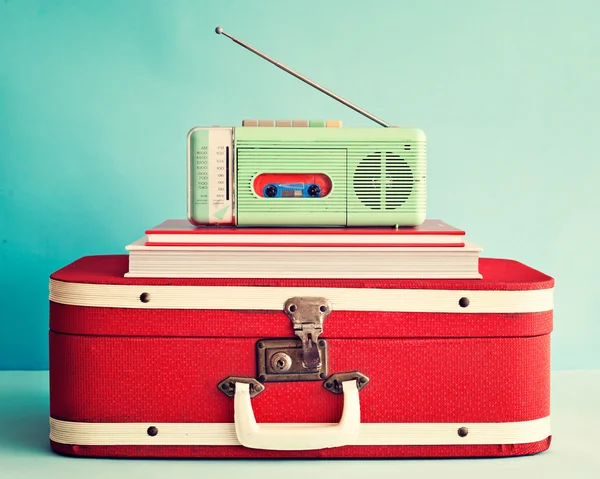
(234, 380), (361, 450)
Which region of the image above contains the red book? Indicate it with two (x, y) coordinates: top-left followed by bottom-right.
(143, 219), (466, 247)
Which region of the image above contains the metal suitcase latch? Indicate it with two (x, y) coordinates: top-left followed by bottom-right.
(284, 297), (331, 370)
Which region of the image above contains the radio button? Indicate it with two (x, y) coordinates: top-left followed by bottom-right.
(243, 119), (340, 127)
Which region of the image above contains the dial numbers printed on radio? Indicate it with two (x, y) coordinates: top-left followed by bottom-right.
(190, 128), (234, 224)
(212, 145), (228, 206)
(195, 146), (209, 200)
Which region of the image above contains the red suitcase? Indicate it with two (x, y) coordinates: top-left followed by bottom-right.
(48, 254), (554, 458)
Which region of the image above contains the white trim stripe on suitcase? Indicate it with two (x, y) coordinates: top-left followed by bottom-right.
(49, 279), (554, 313)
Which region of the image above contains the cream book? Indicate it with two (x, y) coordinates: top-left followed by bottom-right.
(125, 237), (483, 279)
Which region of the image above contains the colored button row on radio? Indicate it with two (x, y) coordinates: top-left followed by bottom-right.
(242, 120), (342, 127)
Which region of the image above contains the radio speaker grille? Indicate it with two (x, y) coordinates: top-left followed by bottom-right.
(353, 151), (413, 210)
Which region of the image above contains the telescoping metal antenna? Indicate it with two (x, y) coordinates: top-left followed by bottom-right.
(215, 26), (390, 128)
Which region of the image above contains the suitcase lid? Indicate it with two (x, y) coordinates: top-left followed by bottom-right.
(51, 255), (553, 290)
(49, 255), (554, 339)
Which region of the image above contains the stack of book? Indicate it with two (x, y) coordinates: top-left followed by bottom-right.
(124, 219), (482, 279)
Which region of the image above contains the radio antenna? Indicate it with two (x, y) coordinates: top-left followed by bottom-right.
(215, 26), (390, 128)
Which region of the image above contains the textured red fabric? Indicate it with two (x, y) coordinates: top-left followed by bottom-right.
(50, 303), (553, 338)
(50, 437), (551, 458)
(51, 255), (554, 291)
(50, 333), (550, 424)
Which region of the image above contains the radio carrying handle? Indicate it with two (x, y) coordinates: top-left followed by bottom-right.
(215, 26), (391, 128)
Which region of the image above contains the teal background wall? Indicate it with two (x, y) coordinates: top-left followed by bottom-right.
(1, 0), (598, 370)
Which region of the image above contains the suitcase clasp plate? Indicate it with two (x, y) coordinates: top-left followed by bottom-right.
(254, 297), (331, 382)
(284, 297), (331, 370)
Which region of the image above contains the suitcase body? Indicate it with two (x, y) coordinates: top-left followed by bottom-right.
(48, 255), (554, 458)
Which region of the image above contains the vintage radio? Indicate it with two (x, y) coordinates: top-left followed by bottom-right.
(187, 28), (426, 227)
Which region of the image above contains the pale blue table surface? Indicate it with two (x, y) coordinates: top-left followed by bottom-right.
(1, 370), (598, 478)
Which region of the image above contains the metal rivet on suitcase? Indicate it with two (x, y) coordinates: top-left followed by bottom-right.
(140, 292), (151, 303)
(458, 427), (469, 437)
(459, 297), (470, 307)
(147, 426), (158, 436)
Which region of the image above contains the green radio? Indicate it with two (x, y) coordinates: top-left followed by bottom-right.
(187, 28), (427, 227)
